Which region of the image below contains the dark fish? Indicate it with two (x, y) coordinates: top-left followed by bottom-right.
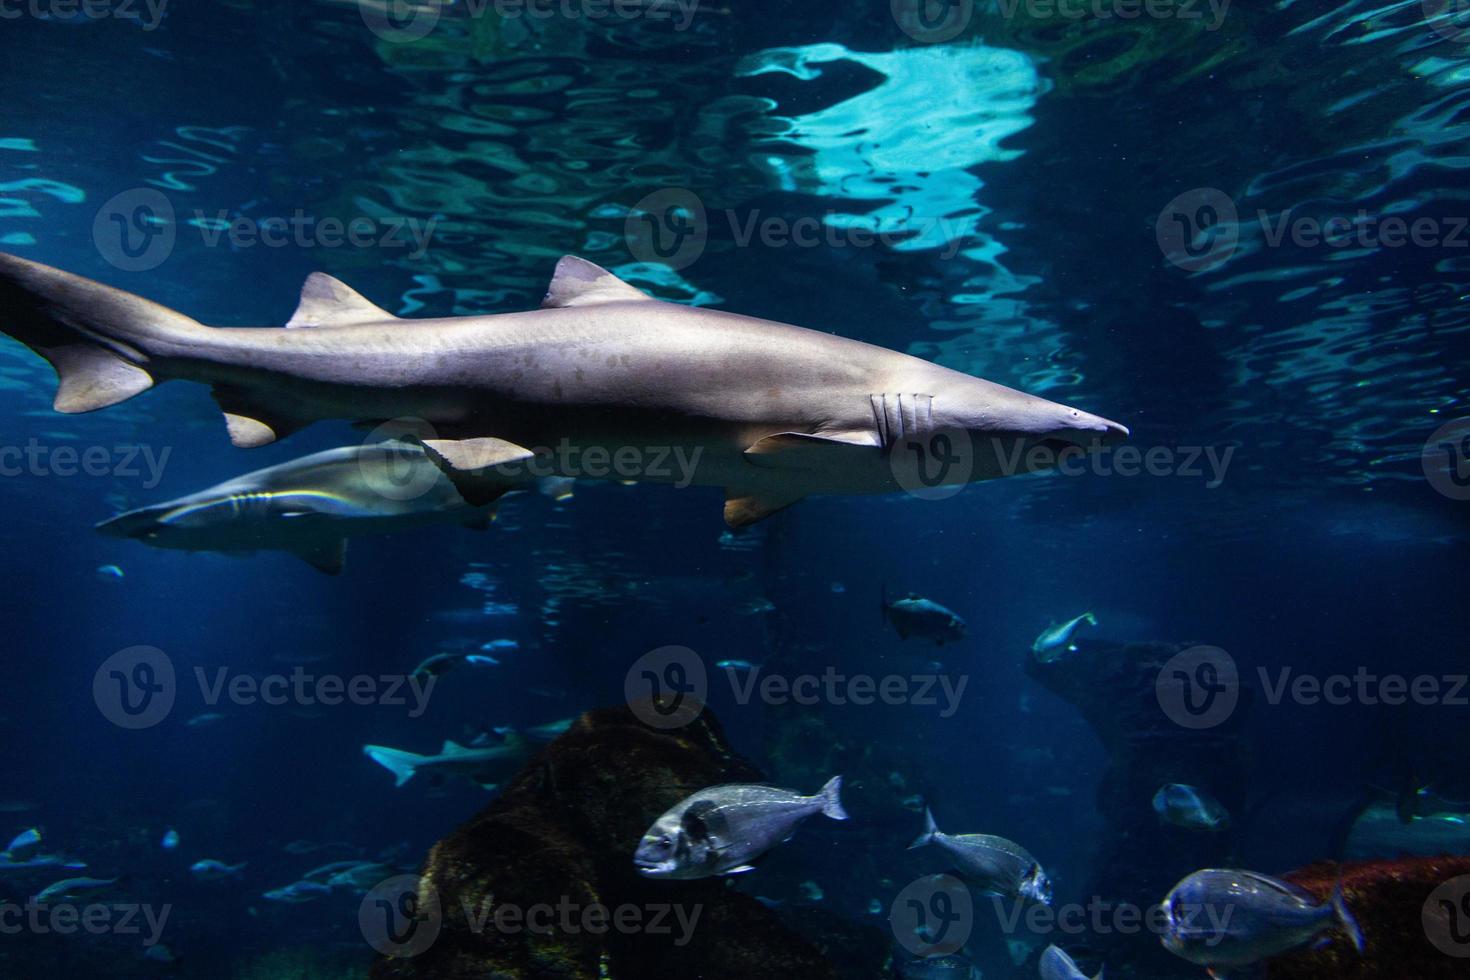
(882, 588), (966, 645)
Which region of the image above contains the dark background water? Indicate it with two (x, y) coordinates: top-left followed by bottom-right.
(0, 1), (1467, 977)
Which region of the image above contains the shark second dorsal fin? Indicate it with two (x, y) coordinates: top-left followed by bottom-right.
(541, 256), (653, 309)
(286, 272), (395, 329)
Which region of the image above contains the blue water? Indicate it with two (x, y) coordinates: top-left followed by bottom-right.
(1, 2), (1468, 977)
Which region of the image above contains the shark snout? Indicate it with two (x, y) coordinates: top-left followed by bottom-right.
(94, 507), (166, 539)
(1050, 407), (1129, 447)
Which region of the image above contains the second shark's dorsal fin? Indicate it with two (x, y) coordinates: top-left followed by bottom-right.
(286, 272), (395, 329)
(541, 256), (654, 309)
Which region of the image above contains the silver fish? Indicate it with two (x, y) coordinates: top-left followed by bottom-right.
(634, 776), (847, 879)
(1039, 944), (1103, 980)
(1160, 869), (1364, 973)
(909, 807), (1051, 905)
(1153, 783), (1230, 832)
(1031, 613), (1097, 661)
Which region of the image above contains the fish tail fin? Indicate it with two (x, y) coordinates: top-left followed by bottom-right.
(909, 807), (938, 849)
(0, 252), (202, 413)
(1084, 612), (1097, 625)
(1331, 879), (1365, 953)
(363, 745), (426, 788)
(819, 775), (848, 821)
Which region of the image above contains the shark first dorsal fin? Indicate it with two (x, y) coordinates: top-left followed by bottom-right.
(286, 272), (395, 329)
(541, 256), (653, 309)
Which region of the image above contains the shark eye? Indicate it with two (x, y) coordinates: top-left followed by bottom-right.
(660, 835), (671, 846)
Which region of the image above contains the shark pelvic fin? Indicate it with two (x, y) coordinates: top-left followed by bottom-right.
(743, 431), (879, 470)
(723, 489), (804, 529)
(293, 538), (347, 575)
(541, 256), (654, 309)
(286, 272), (395, 328)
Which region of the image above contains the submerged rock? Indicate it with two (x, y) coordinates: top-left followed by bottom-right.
(370, 704), (843, 980)
(1268, 856), (1470, 979)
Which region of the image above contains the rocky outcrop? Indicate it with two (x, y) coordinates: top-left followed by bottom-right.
(370, 704), (844, 980)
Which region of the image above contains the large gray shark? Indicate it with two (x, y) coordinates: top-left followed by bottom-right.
(0, 253), (1128, 526)
(96, 443), (571, 574)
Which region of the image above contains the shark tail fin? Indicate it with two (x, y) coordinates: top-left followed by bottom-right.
(1084, 612), (1098, 625)
(0, 252), (203, 413)
(909, 807), (939, 850)
(364, 745), (427, 788)
(819, 775), (848, 821)
(1331, 879), (1365, 954)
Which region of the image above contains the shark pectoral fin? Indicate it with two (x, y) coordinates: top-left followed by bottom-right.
(293, 538), (347, 575)
(421, 437), (537, 507)
(541, 256), (655, 308)
(286, 272), (395, 328)
(723, 489), (804, 529)
(743, 431), (879, 470)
